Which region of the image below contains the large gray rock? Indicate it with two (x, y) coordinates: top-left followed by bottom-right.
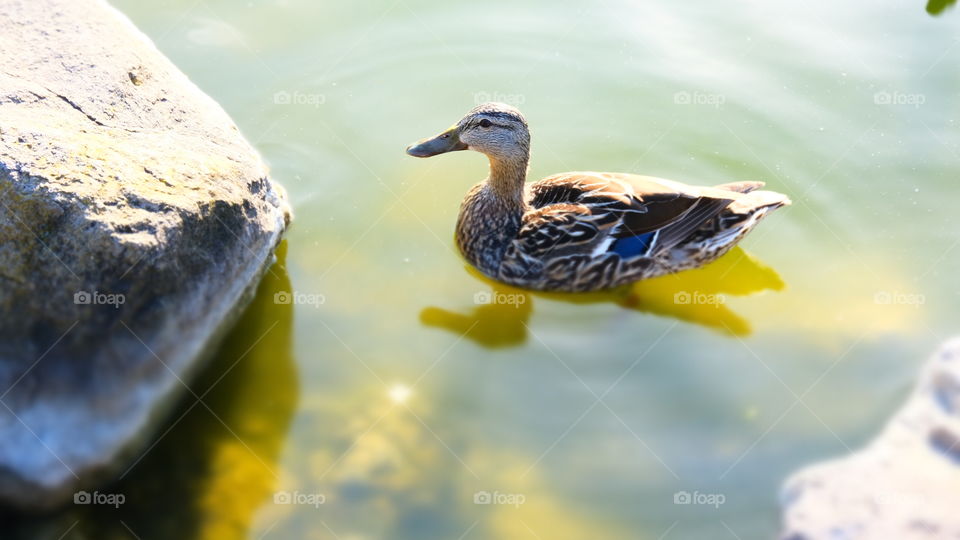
(780, 338), (960, 539)
(0, 0), (290, 510)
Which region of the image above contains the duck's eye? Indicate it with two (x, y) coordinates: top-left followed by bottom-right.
(478, 119), (492, 128)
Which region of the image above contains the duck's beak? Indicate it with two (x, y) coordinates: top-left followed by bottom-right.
(406, 127), (468, 158)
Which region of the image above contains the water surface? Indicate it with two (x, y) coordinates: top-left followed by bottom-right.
(25, 0), (960, 538)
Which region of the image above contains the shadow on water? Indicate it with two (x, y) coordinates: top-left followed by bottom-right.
(927, 0), (957, 15)
(9, 241), (298, 540)
(420, 247), (785, 348)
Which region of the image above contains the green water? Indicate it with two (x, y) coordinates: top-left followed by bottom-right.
(19, 0), (960, 538)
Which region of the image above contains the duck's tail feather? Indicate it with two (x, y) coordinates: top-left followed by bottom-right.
(714, 180), (765, 194)
(728, 189), (792, 215)
(658, 188), (790, 273)
(656, 188), (789, 257)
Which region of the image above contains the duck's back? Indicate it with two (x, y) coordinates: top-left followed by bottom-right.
(494, 172), (789, 291)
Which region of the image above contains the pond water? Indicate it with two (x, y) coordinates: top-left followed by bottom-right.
(16, 0), (960, 538)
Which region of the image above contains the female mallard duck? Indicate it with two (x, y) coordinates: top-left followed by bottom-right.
(406, 102), (790, 293)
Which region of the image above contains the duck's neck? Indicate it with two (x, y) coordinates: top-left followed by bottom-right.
(454, 154), (530, 276)
(486, 155), (528, 208)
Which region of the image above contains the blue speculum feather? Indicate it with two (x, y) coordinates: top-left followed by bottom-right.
(611, 232), (656, 258)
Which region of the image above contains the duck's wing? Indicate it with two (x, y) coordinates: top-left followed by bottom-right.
(522, 172), (737, 259)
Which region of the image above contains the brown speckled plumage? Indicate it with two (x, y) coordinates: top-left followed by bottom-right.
(407, 103), (790, 292)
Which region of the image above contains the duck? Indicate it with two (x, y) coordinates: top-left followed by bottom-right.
(406, 102), (790, 293)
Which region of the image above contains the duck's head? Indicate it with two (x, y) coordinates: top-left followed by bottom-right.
(406, 102), (530, 163)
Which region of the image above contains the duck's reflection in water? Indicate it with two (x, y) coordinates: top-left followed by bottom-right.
(421, 247), (785, 348)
